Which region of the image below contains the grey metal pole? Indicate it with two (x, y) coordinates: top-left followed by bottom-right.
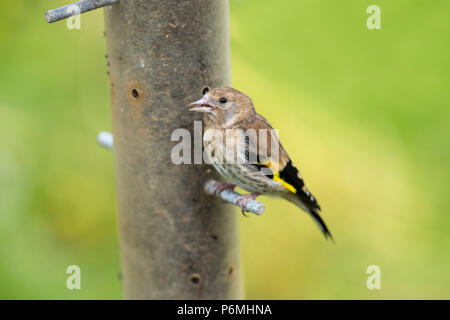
(104, 0), (242, 299)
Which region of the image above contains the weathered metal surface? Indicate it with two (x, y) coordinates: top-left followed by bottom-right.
(104, 0), (242, 299)
(45, 0), (120, 23)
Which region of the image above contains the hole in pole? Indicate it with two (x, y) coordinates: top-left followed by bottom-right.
(189, 273), (202, 285)
(131, 88), (139, 99)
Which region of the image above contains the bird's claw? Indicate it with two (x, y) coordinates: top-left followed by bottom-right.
(236, 193), (259, 217)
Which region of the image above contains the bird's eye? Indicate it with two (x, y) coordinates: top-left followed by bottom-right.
(202, 86), (211, 95)
(219, 98), (227, 104)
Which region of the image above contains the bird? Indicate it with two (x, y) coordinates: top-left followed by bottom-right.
(189, 86), (333, 240)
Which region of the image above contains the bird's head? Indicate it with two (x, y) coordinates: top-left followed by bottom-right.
(189, 86), (254, 126)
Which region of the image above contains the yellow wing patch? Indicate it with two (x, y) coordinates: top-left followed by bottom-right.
(261, 160), (297, 194)
(273, 172), (297, 194)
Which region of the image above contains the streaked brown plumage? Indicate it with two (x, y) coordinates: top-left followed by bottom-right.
(189, 86), (332, 240)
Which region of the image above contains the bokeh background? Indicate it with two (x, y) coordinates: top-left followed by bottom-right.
(0, 0), (449, 299)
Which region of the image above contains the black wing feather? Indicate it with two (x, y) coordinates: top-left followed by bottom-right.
(279, 160), (333, 241)
(244, 134), (333, 240)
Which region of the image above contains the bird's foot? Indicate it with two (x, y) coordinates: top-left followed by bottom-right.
(236, 193), (260, 217)
(211, 182), (236, 197)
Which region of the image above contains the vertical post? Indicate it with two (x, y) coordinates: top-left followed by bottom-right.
(104, 0), (242, 299)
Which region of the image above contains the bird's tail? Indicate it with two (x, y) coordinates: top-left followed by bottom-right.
(283, 192), (334, 242)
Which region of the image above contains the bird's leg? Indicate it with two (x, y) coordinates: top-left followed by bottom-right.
(236, 193), (260, 216)
(211, 182), (236, 196)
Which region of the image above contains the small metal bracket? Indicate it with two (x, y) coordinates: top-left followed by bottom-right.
(205, 180), (265, 215)
(45, 0), (120, 23)
(97, 131), (114, 149)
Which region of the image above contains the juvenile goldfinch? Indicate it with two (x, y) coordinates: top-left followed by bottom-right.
(189, 86), (332, 240)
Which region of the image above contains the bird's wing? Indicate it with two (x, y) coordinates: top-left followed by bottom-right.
(232, 113), (305, 194)
(233, 113), (333, 240)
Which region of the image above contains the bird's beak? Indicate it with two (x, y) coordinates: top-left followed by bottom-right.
(189, 96), (215, 113)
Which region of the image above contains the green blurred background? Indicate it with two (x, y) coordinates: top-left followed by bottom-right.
(0, 0), (449, 299)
